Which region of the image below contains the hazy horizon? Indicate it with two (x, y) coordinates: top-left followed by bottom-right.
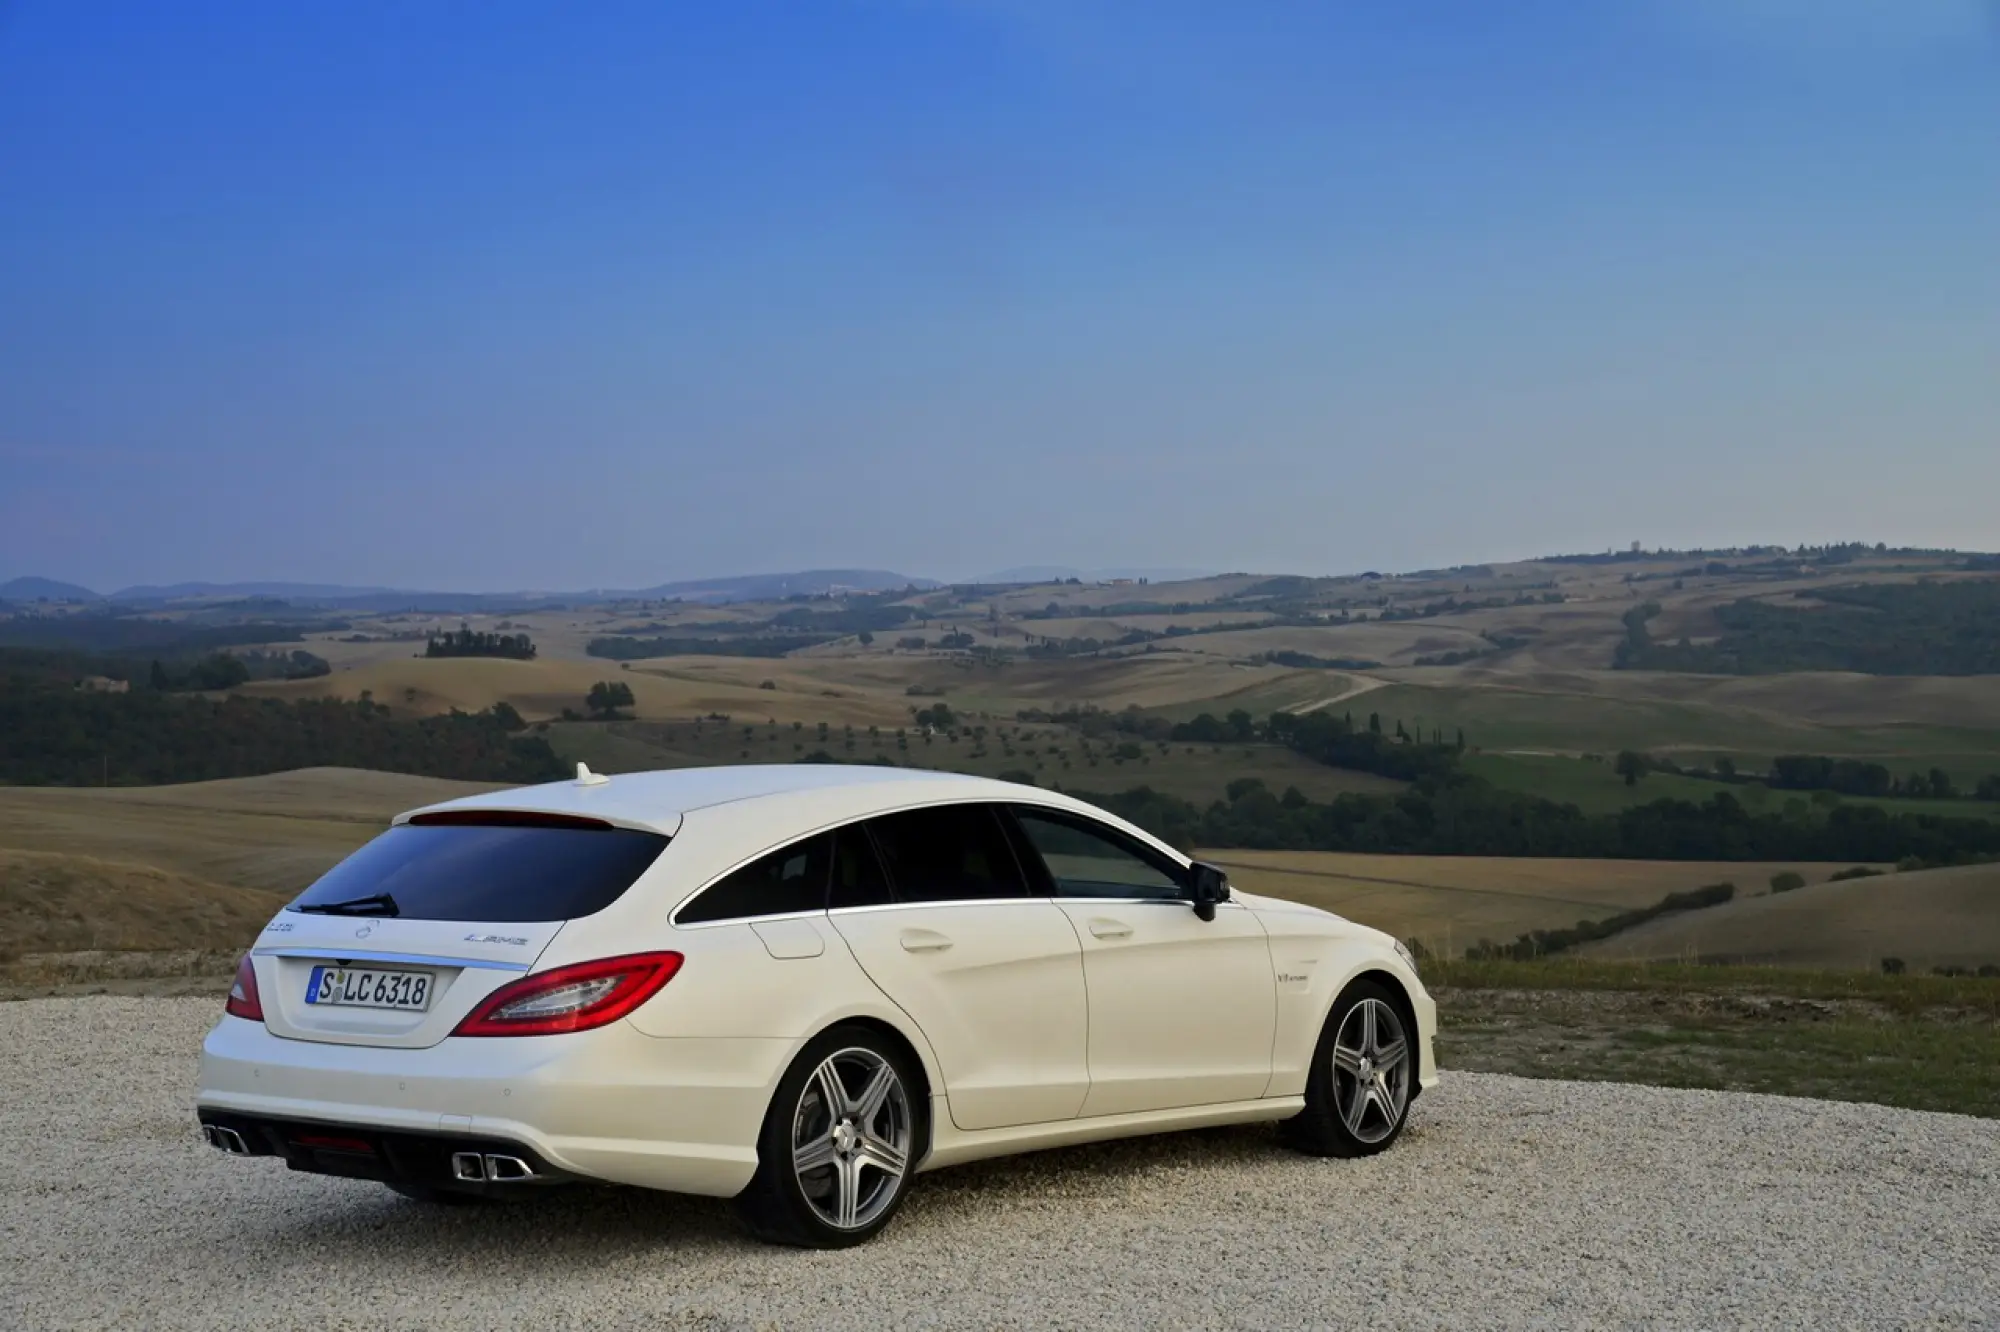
(6, 2), (1998, 593)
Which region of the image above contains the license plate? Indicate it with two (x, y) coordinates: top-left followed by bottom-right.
(305, 965), (434, 1011)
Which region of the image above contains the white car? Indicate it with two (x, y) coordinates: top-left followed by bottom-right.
(197, 764), (1437, 1247)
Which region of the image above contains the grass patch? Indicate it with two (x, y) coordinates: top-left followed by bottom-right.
(1426, 956), (2000, 1016)
(1465, 752), (2000, 821)
(1436, 985), (2000, 1118)
(1428, 958), (2000, 1117)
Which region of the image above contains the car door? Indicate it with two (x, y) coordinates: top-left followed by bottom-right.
(1011, 804), (1276, 1118)
(826, 804), (1090, 1132)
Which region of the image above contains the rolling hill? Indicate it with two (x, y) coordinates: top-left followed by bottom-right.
(0, 849), (280, 955)
(1579, 861), (2000, 971)
(0, 577), (100, 602)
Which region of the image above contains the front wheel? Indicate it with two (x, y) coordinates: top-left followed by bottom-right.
(1284, 980), (1416, 1157)
(734, 1025), (922, 1248)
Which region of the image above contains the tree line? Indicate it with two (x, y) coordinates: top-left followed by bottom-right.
(0, 644), (329, 693)
(425, 626), (537, 659)
(1614, 580), (2000, 675)
(1069, 773), (2000, 865)
(1460, 881), (1737, 962)
(1613, 750), (2000, 802)
(0, 675), (563, 786)
(0, 614), (332, 653)
(1179, 708), (1465, 783)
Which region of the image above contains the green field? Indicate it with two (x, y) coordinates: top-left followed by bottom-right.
(1464, 752), (2000, 820)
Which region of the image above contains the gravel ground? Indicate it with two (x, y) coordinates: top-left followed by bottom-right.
(3, 999), (1997, 1331)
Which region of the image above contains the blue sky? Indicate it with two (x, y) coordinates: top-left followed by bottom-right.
(3, 1), (1996, 591)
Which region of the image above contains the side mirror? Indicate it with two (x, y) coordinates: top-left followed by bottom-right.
(1189, 862), (1230, 922)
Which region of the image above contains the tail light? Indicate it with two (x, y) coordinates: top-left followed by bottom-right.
(225, 953), (264, 1021)
(452, 952), (683, 1037)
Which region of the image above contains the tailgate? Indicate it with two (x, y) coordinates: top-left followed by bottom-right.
(251, 914), (564, 1049)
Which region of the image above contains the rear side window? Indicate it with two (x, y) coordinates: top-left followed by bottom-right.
(865, 804), (1029, 904)
(830, 823), (893, 910)
(678, 833), (833, 924)
(288, 823), (668, 923)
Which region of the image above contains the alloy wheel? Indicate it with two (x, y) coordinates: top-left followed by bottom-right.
(791, 1046), (913, 1230)
(1330, 997), (1410, 1145)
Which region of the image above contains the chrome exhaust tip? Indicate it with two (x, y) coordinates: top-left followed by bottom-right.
(203, 1125), (250, 1155)
(482, 1154), (536, 1182)
(450, 1151), (487, 1182)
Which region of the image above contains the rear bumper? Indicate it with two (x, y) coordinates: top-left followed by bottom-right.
(195, 1015), (792, 1198)
(196, 1110), (576, 1195)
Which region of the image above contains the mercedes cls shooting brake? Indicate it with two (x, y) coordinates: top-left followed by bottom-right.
(197, 764), (1437, 1246)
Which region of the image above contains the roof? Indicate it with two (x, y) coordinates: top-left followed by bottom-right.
(393, 763), (1025, 835)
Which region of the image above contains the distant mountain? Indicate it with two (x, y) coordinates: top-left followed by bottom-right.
(974, 566), (1218, 586)
(109, 581), (406, 603)
(2, 569), (944, 611)
(0, 577), (102, 602)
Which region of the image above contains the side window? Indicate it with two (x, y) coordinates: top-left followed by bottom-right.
(865, 804), (1030, 904)
(677, 832), (831, 924)
(829, 822), (893, 911)
(1012, 807), (1187, 901)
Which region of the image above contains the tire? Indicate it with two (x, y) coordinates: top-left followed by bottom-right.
(1283, 979), (1416, 1158)
(734, 1025), (925, 1248)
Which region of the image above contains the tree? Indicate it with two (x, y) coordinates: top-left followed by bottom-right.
(857, 631), (874, 646)
(1768, 871), (1806, 894)
(1929, 768), (1956, 799)
(1714, 756), (1737, 780)
(1368, 712), (1382, 735)
(585, 681), (636, 719)
(1614, 750), (1647, 787)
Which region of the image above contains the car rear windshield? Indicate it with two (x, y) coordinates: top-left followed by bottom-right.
(286, 821), (670, 923)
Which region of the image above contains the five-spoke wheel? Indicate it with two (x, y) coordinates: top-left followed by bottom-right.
(790, 1047), (913, 1231)
(1284, 979), (1417, 1157)
(737, 1025), (923, 1247)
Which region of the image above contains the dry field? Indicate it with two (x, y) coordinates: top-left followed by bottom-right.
(1165, 622), (1491, 666)
(0, 848), (277, 954)
(244, 648), (1382, 730)
(0, 769), (489, 893)
(1579, 861), (2000, 970)
(1210, 851), (1876, 954)
(241, 654), (918, 726)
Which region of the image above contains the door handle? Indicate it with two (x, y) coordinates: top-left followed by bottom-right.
(899, 929), (953, 953)
(1088, 919), (1133, 940)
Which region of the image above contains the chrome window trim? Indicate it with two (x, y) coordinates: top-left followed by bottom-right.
(825, 896), (1058, 917)
(671, 907), (830, 931)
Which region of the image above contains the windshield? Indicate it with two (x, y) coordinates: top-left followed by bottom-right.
(287, 823), (669, 923)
